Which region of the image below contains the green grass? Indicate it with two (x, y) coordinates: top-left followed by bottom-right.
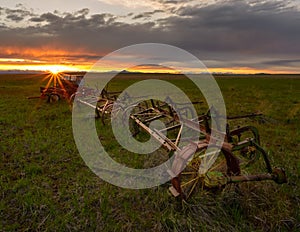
(0, 73), (299, 231)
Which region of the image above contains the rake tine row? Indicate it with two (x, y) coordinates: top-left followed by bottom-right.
(75, 88), (287, 200)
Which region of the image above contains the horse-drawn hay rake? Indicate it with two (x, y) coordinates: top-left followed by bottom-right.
(74, 85), (287, 200)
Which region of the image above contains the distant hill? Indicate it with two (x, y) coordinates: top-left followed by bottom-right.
(0, 70), (47, 74)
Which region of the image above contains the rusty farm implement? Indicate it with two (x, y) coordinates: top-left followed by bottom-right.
(73, 85), (287, 201)
(28, 72), (84, 102)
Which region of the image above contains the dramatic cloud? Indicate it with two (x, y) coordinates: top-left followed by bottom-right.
(1, 6), (35, 22)
(0, 0), (299, 72)
(132, 10), (163, 20)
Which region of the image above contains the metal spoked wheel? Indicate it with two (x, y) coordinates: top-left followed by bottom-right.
(48, 93), (60, 103)
(171, 143), (241, 200)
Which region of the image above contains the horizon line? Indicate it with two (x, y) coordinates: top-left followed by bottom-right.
(0, 69), (300, 76)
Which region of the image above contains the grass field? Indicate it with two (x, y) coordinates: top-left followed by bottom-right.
(0, 73), (299, 231)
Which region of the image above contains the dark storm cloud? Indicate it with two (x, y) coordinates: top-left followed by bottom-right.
(164, 1), (179, 4)
(29, 17), (45, 23)
(74, 8), (90, 16)
(0, 7), (159, 56)
(3, 7), (35, 22)
(132, 10), (163, 20)
(38, 12), (61, 23)
(0, 0), (299, 71)
(161, 0), (300, 55)
(152, 0), (192, 4)
(6, 14), (24, 22)
(29, 10), (114, 30)
(262, 59), (300, 67)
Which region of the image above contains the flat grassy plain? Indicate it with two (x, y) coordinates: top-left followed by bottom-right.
(0, 73), (299, 231)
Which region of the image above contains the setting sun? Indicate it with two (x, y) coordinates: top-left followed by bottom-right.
(47, 65), (69, 74)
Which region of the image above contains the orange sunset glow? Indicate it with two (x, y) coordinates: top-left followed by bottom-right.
(0, 53), (294, 75)
(0, 1), (299, 74)
(0, 59), (293, 75)
(0, 46), (97, 73)
(0, 46), (298, 74)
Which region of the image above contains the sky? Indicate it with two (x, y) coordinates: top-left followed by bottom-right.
(0, 0), (300, 74)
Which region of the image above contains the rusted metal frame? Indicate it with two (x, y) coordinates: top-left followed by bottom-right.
(155, 97), (174, 117)
(158, 100), (197, 123)
(171, 136), (205, 143)
(159, 123), (181, 132)
(228, 173), (273, 183)
(129, 101), (180, 144)
(229, 126), (260, 145)
(134, 112), (160, 120)
(159, 123), (187, 145)
(93, 97), (107, 118)
(252, 141), (272, 173)
(231, 138), (260, 167)
(151, 104), (175, 119)
(102, 91), (122, 100)
(153, 128), (181, 151)
(78, 95), (277, 185)
(175, 125), (183, 146)
(124, 99), (284, 197)
(167, 104), (174, 117)
(231, 138), (272, 173)
(77, 98), (115, 122)
(83, 98), (99, 104)
(137, 99), (195, 127)
(195, 114), (211, 133)
(196, 112), (263, 136)
(132, 107), (155, 116)
(157, 121), (206, 144)
(145, 111), (208, 145)
(175, 106), (196, 120)
(145, 105), (209, 146)
(129, 114), (178, 151)
(131, 101), (182, 150)
(202, 169), (286, 189)
(100, 85), (122, 100)
(143, 114), (166, 123)
(220, 167), (286, 185)
(77, 99), (103, 113)
(133, 110), (164, 124)
(96, 98), (110, 107)
(148, 99), (185, 121)
(180, 118), (209, 136)
(231, 138), (254, 151)
(146, 107), (179, 126)
(101, 101), (113, 114)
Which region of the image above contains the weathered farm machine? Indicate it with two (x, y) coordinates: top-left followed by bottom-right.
(28, 72), (84, 102)
(74, 85), (287, 200)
